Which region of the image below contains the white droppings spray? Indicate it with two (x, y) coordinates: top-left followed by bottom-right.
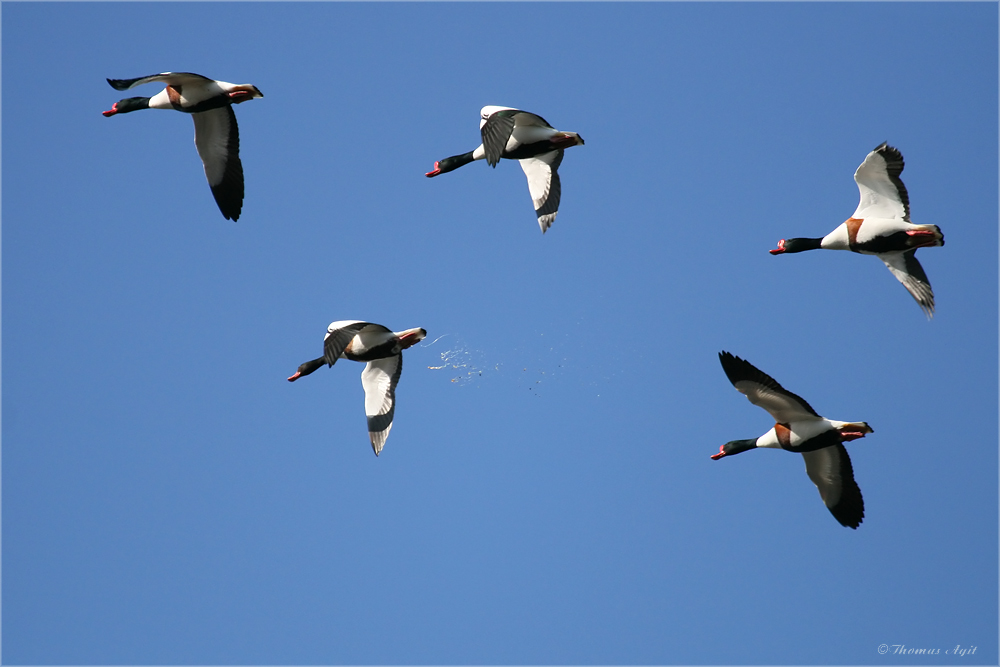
(418, 327), (628, 397)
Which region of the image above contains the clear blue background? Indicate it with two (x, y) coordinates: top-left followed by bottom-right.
(3, 2), (997, 664)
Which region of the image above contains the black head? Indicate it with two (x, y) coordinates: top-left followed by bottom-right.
(769, 237), (823, 255)
(710, 438), (758, 460)
(102, 97), (150, 117)
(287, 357), (326, 382)
(425, 151), (475, 177)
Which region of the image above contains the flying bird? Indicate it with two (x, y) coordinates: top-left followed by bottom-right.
(103, 72), (263, 221)
(769, 142), (944, 317)
(712, 351), (873, 529)
(425, 106), (585, 233)
(288, 321), (426, 456)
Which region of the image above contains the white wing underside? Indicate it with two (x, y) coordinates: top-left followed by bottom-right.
(853, 149), (906, 220)
(362, 355), (401, 455)
(734, 380), (822, 424)
(192, 107), (234, 187)
(803, 447), (845, 508)
(520, 150), (562, 233)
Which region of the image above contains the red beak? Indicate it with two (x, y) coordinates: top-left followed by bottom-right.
(102, 103), (119, 117)
(769, 239), (787, 255)
(287, 372), (301, 382)
(425, 162), (442, 177)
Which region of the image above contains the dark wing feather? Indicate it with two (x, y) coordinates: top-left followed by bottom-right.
(881, 250), (935, 318)
(481, 109), (519, 167)
(719, 351), (821, 422)
(214, 107), (244, 221)
(107, 72), (213, 91)
(193, 106), (244, 221)
(803, 444), (864, 529)
(537, 170), (560, 229)
(323, 322), (370, 366)
(874, 142), (910, 221)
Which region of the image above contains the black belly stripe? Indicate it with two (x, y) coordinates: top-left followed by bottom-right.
(168, 86), (234, 114)
(183, 96), (234, 114)
(853, 230), (913, 254)
(787, 429), (842, 453)
(504, 140), (560, 160)
(345, 341), (399, 362)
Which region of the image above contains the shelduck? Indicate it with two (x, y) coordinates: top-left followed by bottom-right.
(712, 351), (873, 529)
(425, 106), (584, 233)
(103, 72), (263, 221)
(770, 142), (944, 317)
(287, 321), (426, 456)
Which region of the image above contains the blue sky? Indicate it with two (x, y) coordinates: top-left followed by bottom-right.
(2, 2), (997, 665)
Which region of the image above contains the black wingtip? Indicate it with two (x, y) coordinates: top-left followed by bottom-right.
(829, 449), (864, 529)
(718, 351), (747, 382)
(718, 351), (772, 387)
(209, 161), (244, 222)
(875, 141), (903, 163)
(211, 191), (243, 222)
(107, 78), (131, 91)
(717, 350), (820, 416)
